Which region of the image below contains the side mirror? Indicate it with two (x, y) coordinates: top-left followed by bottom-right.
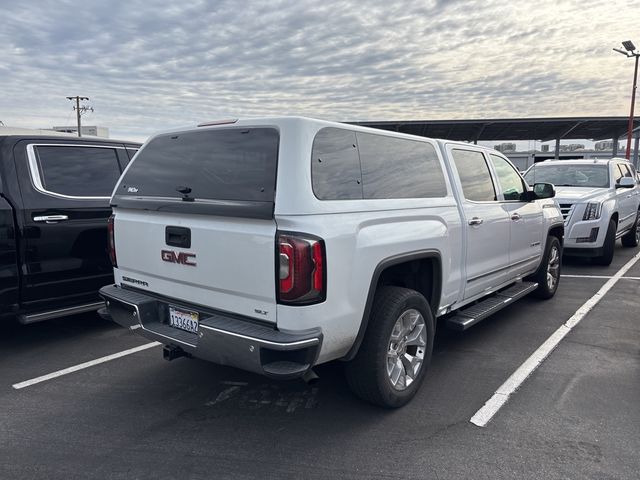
(616, 177), (635, 188)
(532, 182), (555, 199)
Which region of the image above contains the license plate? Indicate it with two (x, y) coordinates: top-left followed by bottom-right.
(169, 306), (199, 334)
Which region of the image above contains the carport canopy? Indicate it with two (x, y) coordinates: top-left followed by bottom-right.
(351, 116), (639, 142)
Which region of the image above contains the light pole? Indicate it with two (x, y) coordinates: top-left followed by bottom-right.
(613, 40), (640, 160)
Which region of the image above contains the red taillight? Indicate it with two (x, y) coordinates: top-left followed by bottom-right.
(277, 232), (326, 305)
(311, 241), (323, 292)
(107, 214), (117, 268)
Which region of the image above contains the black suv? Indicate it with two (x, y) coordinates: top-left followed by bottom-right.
(0, 131), (141, 323)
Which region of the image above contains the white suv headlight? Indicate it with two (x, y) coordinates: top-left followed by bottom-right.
(583, 202), (602, 221)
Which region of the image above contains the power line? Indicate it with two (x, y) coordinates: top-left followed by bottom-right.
(66, 96), (94, 137)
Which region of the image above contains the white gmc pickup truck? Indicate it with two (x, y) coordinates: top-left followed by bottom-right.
(100, 117), (564, 407)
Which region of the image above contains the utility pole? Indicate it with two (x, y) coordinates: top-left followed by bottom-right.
(66, 96), (93, 137)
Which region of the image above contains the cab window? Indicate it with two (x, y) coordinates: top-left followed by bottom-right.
(613, 164), (625, 185)
(451, 149), (496, 202)
(618, 163), (633, 179)
(490, 154), (526, 201)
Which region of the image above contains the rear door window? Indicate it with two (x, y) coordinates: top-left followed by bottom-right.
(117, 128), (278, 203)
(33, 145), (122, 197)
(451, 149), (497, 202)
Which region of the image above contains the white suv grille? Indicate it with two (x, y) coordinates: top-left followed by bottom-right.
(558, 203), (574, 224)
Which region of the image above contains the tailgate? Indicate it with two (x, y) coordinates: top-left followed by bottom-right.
(110, 125), (280, 323)
(114, 209), (277, 323)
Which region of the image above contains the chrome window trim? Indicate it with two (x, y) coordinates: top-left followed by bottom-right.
(26, 143), (125, 200)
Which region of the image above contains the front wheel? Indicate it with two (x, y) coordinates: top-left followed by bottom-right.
(621, 210), (640, 247)
(528, 236), (562, 299)
(593, 219), (616, 266)
(345, 286), (434, 408)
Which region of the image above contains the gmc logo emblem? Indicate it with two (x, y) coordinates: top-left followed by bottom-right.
(161, 250), (197, 266)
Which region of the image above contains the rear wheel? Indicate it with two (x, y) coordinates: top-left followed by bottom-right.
(594, 219), (616, 266)
(345, 286), (434, 408)
(528, 236), (561, 299)
(621, 210), (640, 247)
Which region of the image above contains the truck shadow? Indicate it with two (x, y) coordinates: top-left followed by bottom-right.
(0, 311), (120, 353)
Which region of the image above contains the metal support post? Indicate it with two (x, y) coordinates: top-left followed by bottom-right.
(625, 54), (639, 159)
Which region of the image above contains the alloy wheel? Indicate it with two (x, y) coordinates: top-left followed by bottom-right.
(546, 245), (560, 290)
(386, 309), (427, 391)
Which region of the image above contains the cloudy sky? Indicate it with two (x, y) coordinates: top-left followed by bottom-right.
(1, 0), (639, 142)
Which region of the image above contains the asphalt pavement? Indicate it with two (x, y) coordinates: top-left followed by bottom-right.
(1, 245), (638, 479)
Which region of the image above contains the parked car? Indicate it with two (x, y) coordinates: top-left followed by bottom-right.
(524, 158), (640, 265)
(100, 117), (563, 407)
(0, 130), (140, 324)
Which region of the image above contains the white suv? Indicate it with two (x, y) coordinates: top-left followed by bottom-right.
(101, 117), (563, 407)
(524, 158), (640, 265)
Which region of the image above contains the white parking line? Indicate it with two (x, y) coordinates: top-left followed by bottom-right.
(12, 342), (161, 390)
(561, 274), (640, 280)
(470, 250), (640, 427)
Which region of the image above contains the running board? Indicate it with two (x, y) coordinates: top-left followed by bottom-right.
(18, 301), (105, 324)
(446, 282), (538, 331)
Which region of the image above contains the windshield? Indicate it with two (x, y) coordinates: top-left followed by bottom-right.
(524, 164), (609, 188)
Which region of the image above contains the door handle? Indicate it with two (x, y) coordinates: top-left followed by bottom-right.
(468, 217), (484, 226)
(511, 213), (521, 221)
(33, 215), (69, 224)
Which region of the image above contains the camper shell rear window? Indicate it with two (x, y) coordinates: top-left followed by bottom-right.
(113, 127), (279, 218)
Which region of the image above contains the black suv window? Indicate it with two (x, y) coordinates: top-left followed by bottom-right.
(34, 146), (122, 197)
(451, 149), (496, 202)
(490, 154), (526, 201)
(120, 148), (139, 168)
(356, 132), (447, 199)
(126, 148), (138, 161)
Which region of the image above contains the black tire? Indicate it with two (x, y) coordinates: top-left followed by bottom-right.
(621, 210), (640, 247)
(345, 286), (434, 408)
(593, 219), (616, 266)
(528, 236), (562, 299)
